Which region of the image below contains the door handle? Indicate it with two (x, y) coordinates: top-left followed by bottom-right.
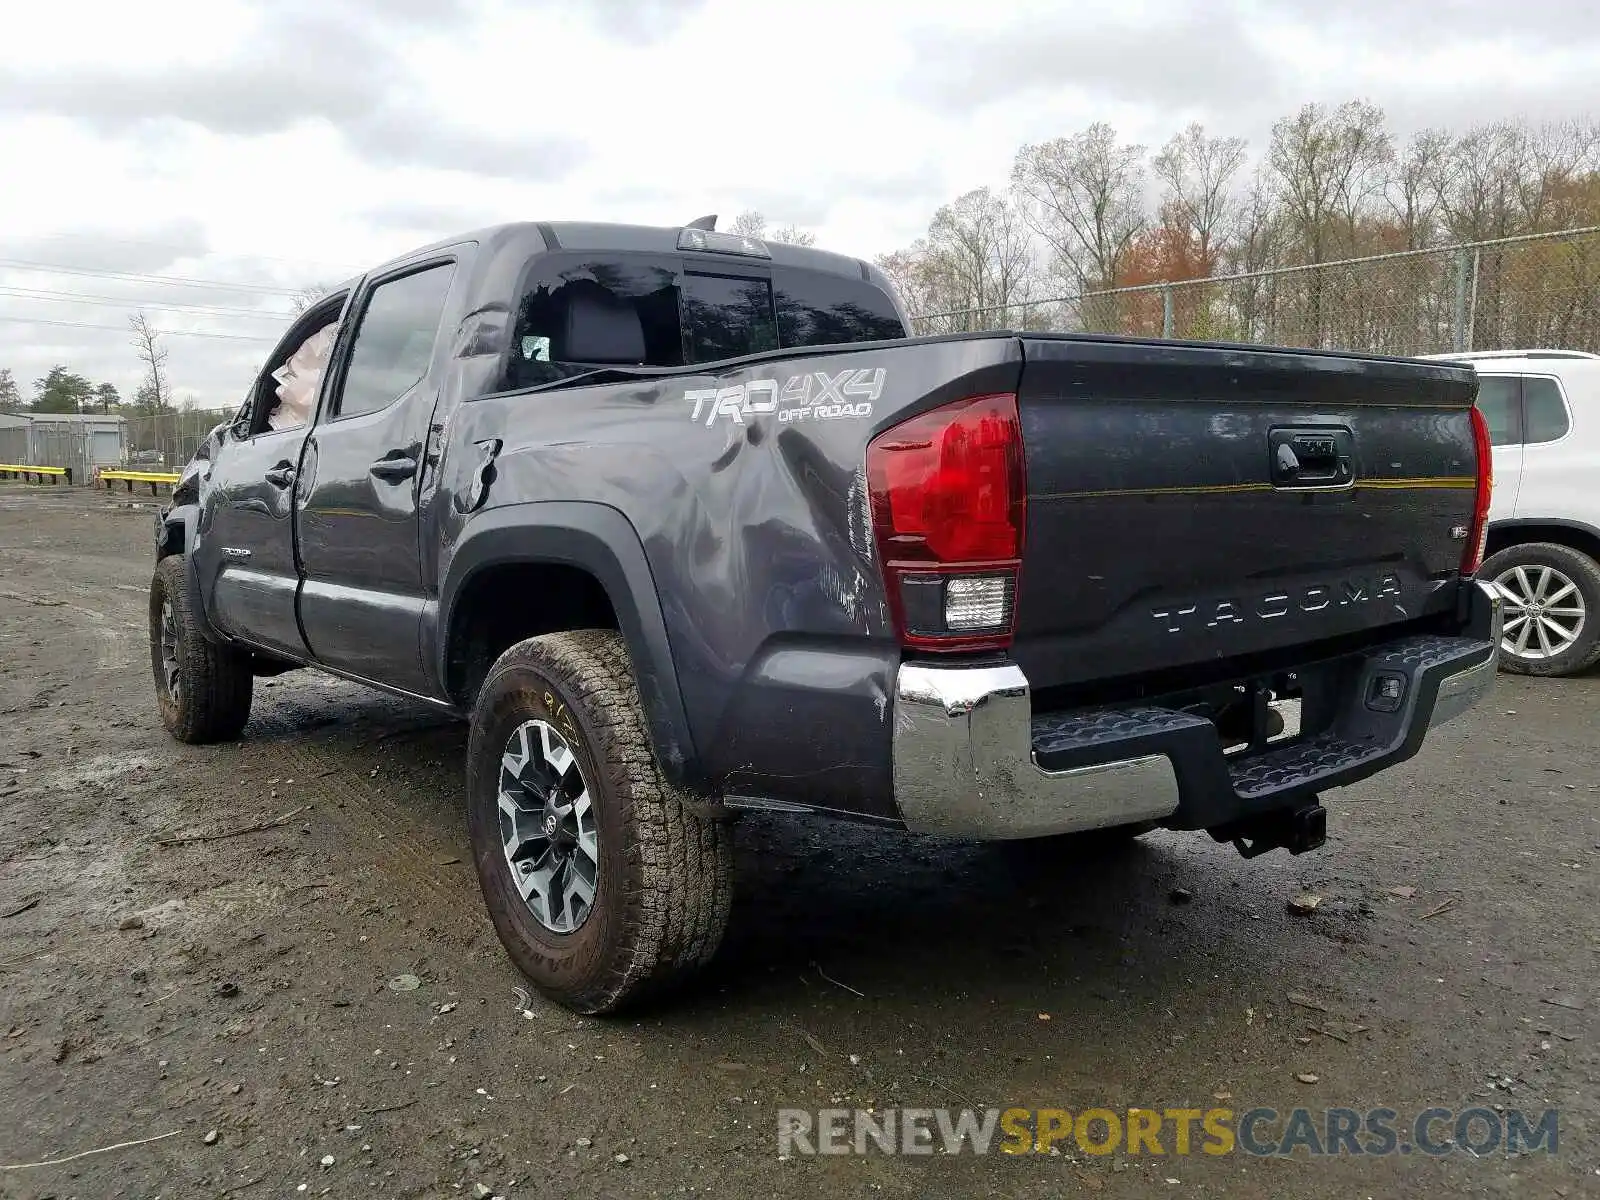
(1268, 427), (1355, 489)
(369, 454), (418, 483)
(264, 463), (296, 488)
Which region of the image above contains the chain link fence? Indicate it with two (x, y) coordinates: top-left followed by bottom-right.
(910, 226), (1600, 356)
(124, 407), (235, 471)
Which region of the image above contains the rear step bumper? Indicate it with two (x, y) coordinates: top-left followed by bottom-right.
(891, 581), (1502, 840)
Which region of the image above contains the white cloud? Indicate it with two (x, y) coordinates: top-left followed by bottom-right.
(1, 0), (1595, 408)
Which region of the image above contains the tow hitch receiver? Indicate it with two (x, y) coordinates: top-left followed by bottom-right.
(1211, 802), (1328, 859)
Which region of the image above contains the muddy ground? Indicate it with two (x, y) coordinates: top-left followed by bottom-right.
(0, 481), (1596, 1199)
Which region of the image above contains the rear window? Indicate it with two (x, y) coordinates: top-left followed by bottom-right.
(1474, 376), (1521, 445)
(776, 271), (907, 347)
(1522, 376), (1570, 443)
(682, 273), (779, 362)
(506, 253), (904, 389)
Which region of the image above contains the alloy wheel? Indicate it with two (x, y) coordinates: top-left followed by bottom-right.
(1494, 564), (1587, 662)
(497, 718), (599, 934)
(159, 599), (181, 702)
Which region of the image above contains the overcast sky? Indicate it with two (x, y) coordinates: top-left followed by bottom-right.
(2, 0), (1595, 409)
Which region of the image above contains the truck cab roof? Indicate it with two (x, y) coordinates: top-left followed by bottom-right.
(371, 219), (886, 287)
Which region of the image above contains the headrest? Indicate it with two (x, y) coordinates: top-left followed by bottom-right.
(562, 286), (646, 364)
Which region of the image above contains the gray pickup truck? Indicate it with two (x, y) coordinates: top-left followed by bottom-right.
(150, 218), (1501, 1013)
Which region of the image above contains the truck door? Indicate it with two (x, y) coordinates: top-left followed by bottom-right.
(196, 298), (349, 661)
(294, 257), (458, 697)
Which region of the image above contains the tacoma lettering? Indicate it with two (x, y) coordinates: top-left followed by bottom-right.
(1153, 575), (1403, 633)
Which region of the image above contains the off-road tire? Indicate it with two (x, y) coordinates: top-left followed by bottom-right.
(149, 554), (254, 743)
(1481, 542), (1600, 678)
(466, 630), (734, 1015)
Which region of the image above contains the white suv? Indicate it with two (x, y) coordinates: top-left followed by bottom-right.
(1427, 349), (1600, 676)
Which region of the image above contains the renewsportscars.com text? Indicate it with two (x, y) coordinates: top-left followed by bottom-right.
(776, 1106), (1558, 1158)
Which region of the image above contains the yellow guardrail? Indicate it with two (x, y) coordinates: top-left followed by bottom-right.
(0, 463), (73, 484)
(99, 469), (182, 494)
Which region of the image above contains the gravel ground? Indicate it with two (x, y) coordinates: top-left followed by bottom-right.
(1, 482), (1597, 1199)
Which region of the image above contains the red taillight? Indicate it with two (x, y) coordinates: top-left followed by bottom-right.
(866, 393), (1026, 651)
(1463, 404), (1493, 575)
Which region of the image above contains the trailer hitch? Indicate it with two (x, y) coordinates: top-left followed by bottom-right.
(1211, 801), (1327, 859)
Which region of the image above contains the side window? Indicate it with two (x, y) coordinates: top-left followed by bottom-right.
(774, 271), (907, 348)
(333, 264), (455, 419)
(1522, 376), (1570, 444)
(509, 257), (682, 389)
(1473, 376), (1522, 446)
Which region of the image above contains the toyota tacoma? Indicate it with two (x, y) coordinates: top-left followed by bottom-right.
(149, 217), (1502, 1013)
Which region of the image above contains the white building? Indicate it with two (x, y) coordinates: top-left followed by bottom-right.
(0, 412), (128, 479)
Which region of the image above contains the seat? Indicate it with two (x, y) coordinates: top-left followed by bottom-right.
(559, 283), (647, 365)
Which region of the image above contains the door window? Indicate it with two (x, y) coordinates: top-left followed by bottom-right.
(333, 264), (456, 418)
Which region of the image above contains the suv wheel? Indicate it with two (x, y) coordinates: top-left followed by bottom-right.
(1482, 542), (1600, 677)
(149, 554), (254, 742)
(466, 630), (733, 1014)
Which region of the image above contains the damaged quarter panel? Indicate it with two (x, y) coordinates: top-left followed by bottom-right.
(434, 336), (1022, 819)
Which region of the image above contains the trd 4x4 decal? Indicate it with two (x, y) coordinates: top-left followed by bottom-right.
(685, 368), (885, 427)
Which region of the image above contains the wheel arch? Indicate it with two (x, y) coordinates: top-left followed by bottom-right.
(435, 502), (701, 788)
(1485, 518), (1600, 566)
(157, 502), (199, 560)
(156, 503), (231, 646)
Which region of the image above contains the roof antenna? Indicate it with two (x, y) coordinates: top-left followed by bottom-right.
(685, 214), (717, 231)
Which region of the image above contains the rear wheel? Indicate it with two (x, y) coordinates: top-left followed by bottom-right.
(466, 630), (733, 1014)
(1482, 542), (1600, 677)
(149, 554), (254, 743)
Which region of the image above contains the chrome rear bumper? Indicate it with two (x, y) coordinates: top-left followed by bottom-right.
(892, 664), (1180, 839)
(890, 582), (1501, 841)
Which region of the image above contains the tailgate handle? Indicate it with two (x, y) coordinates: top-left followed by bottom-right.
(1269, 427), (1354, 489)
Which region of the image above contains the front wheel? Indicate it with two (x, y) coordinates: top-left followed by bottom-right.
(149, 554), (254, 742)
(1482, 542), (1600, 677)
(466, 630), (733, 1014)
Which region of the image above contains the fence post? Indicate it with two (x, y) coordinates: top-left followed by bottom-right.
(1161, 285), (1174, 339)
(1466, 248), (1481, 352)
(1451, 249), (1470, 351)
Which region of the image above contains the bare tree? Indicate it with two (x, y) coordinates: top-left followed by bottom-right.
(1387, 129), (1454, 249)
(130, 312), (171, 411)
(1440, 122), (1528, 243)
(1268, 100), (1393, 344)
(1011, 122), (1147, 292)
(1513, 119), (1594, 231)
(875, 242), (947, 329)
(925, 188), (1037, 329)
(877, 191), (1042, 333)
(728, 211), (767, 238)
(934, 188), (1036, 329)
(1153, 122), (1247, 268)
(1269, 100), (1393, 262)
(1223, 165), (1288, 342)
(870, 103), (1600, 352)
(729, 211), (815, 245)
(771, 224), (817, 247)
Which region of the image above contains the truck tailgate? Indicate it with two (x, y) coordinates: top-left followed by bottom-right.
(1013, 336), (1481, 691)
